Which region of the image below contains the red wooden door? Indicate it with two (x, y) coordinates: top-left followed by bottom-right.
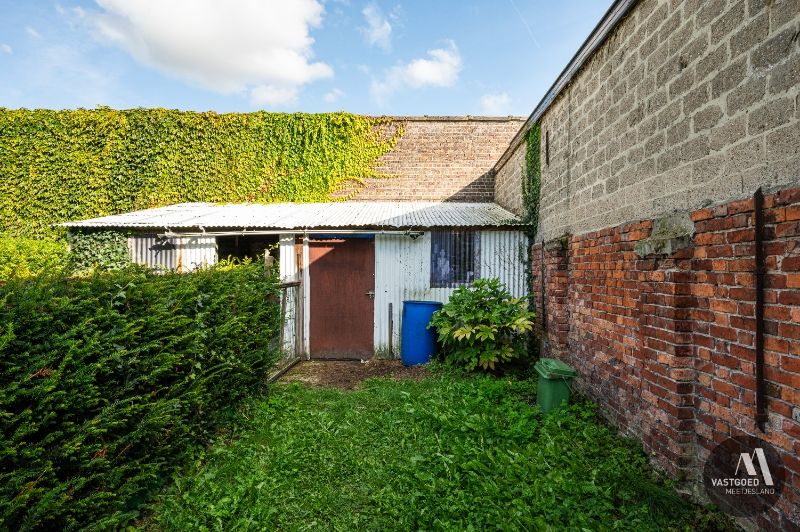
(309, 238), (374, 359)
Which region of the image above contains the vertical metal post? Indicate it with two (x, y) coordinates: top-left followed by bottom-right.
(388, 302), (394, 358)
(279, 286), (287, 354)
(540, 243), (547, 345)
(754, 188), (767, 432)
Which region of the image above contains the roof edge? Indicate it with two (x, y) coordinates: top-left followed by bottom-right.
(493, 0), (640, 172)
(388, 115), (526, 122)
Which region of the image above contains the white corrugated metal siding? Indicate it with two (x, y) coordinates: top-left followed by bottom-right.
(373, 230), (528, 357)
(279, 235), (299, 354)
(128, 234), (217, 272)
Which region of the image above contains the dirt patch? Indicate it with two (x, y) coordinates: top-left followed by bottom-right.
(280, 360), (429, 390)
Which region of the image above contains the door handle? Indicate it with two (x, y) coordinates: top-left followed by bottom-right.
(365, 291), (375, 299)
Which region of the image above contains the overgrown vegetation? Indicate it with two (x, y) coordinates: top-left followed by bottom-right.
(522, 124), (542, 356)
(0, 109), (401, 239)
(0, 237), (67, 280)
(0, 109), (401, 279)
(429, 278), (534, 371)
(0, 261), (282, 530)
(522, 123), (542, 233)
(150, 373), (732, 530)
(67, 230), (131, 274)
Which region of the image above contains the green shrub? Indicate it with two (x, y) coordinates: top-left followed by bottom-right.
(0, 262), (282, 530)
(0, 236), (67, 280)
(67, 230), (131, 274)
(429, 278), (534, 371)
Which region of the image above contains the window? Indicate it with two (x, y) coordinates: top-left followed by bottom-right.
(430, 230), (480, 288)
(545, 130), (550, 166)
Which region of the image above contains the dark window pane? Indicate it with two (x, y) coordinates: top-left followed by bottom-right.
(430, 230), (480, 288)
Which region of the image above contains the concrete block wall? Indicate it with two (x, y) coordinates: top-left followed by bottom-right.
(355, 117), (523, 203)
(493, 138), (526, 215)
(496, 0), (800, 527)
(494, 0), (800, 236)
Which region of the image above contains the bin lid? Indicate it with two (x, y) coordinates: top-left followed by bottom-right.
(535, 358), (577, 378)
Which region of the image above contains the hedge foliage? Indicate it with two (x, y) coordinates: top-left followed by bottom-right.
(0, 108), (401, 238)
(0, 237), (68, 280)
(0, 262), (282, 530)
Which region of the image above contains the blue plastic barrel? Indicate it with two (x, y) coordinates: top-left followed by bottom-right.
(401, 300), (443, 366)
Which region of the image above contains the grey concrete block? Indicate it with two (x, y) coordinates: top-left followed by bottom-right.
(751, 27), (798, 70)
(694, 104), (724, 131)
(726, 136), (765, 172)
(669, 67), (697, 99)
(658, 99), (683, 130)
(765, 121), (800, 161)
(711, 1), (746, 42)
(769, 0), (800, 30)
(730, 12), (769, 58)
(711, 58), (747, 98)
(747, 96), (794, 134)
(634, 210), (695, 257)
(696, 43), (729, 82)
(696, 0), (729, 27)
(668, 118), (692, 144)
(684, 83), (711, 114)
(727, 75), (767, 115)
(709, 114), (747, 151)
(767, 52), (800, 95)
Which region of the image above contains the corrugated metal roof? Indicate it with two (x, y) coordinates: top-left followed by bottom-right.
(60, 202), (522, 230)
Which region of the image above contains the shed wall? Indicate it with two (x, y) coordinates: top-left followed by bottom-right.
(128, 234), (217, 272)
(373, 230), (527, 356)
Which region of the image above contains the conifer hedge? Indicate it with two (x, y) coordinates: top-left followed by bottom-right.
(0, 261), (282, 530)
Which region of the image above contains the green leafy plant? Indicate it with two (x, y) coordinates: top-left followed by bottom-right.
(0, 109), (401, 240)
(0, 262), (281, 530)
(67, 230), (131, 274)
(428, 278), (535, 371)
(0, 237), (67, 280)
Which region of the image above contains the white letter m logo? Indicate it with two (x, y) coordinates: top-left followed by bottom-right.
(735, 448), (774, 486)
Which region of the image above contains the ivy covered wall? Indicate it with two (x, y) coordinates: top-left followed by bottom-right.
(0, 109), (401, 239)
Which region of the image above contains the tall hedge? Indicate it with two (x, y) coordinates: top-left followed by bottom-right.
(0, 262), (282, 530)
(0, 109), (400, 238)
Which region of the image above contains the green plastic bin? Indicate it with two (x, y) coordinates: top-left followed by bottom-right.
(535, 358), (577, 414)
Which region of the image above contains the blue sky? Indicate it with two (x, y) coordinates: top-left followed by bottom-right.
(0, 1), (612, 116)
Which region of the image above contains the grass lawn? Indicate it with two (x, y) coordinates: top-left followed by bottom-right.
(149, 369), (731, 530)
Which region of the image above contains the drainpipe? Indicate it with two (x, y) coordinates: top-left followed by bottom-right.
(754, 187), (767, 432)
(540, 243), (547, 353)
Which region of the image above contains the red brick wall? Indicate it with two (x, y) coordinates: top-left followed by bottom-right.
(353, 117), (523, 202)
(532, 186), (800, 529)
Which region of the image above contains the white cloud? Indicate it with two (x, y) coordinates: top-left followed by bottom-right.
(323, 87), (344, 103)
(370, 40), (462, 102)
(0, 44), (12, 55)
(479, 92), (511, 114)
(360, 3), (391, 51)
(87, 0), (333, 106)
(26, 26), (42, 39)
(250, 85), (298, 106)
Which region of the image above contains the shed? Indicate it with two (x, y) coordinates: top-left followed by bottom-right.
(62, 201), (528, 360)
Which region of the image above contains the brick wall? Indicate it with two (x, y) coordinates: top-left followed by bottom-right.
(494, 0), (800, 235)
(354, 117), (523, 202)
(532, 187), (800, 529)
